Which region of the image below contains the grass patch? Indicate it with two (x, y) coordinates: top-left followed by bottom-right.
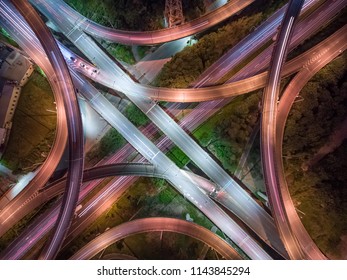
(166, 146), (190, 168)
(124, 103), (149, 127)
(86, 127), (126, 165)
(1, 71), (56, 173)
(106, 43), (135, 65)
(137, 46), (152, 60)
(0, 27), (19, 48)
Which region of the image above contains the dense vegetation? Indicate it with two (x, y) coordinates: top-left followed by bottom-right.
(64, 0), (204, 31)
(154, 0), (286, 88)
(194, 93), (261, 173)
(154, 14), (263, 88)
(283, 53), (347, 258)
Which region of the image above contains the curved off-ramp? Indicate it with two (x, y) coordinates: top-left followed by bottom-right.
(261, 0), (306, 259)
(274, 25), (347, 259)
(70, 217), (242, 260)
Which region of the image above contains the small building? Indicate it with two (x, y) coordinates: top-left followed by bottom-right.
(0, 43), (34, 157)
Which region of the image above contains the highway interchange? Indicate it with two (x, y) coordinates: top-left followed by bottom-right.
(0, 0), (345, 260)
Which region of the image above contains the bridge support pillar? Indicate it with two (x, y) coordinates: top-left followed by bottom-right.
(164, 0), (184, 28)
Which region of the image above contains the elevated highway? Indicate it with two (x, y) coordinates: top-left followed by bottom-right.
(40, 0), (255, 45)
(33, 0), (281, 258)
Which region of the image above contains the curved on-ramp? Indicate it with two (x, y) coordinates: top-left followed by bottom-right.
(275, 25), (347, 259)
(70, 217), (242, 260)
(10, 0), (84, 260)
